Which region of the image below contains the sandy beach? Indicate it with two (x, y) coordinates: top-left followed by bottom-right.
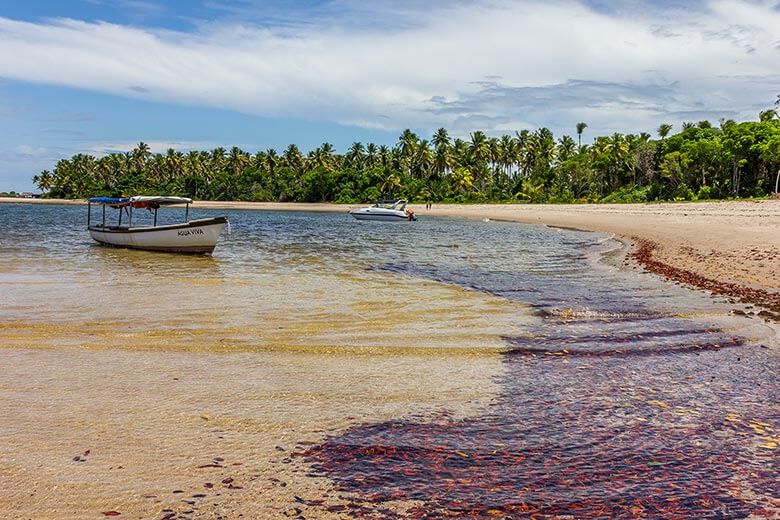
(5, 197), (776, 315)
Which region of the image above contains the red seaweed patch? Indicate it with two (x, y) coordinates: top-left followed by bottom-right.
(294, 229), (778, 517)
(300, 345), (779, 518)
(296, 304), (777, 517)
(631, 238), (780, 322)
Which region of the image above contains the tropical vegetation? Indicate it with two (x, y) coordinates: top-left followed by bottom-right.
(33, 112), (780, 204)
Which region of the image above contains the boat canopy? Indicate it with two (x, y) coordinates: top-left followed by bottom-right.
(87, 197), (129, 205)
(130, 196), (192, 205)
(373, 199), (407, 209)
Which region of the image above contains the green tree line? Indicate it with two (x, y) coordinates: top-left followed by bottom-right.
(33, 112), (780, 204)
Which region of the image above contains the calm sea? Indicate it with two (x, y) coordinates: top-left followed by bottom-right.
(0, 203), (777, 518)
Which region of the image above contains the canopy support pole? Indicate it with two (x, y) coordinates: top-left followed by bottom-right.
(185, 203), (189, 223)
(129, 205), (133, 228)
(154, 208), (158, 227)
(102, 205), (106, 228)
(87, 202), (91, 228)
(118, 206), (122, 227)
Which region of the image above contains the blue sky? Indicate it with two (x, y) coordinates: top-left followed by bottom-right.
(1, 0), (779, 191)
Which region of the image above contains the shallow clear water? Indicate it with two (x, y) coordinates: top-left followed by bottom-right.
(0, 203), (777, 518)
(0, 204), (539, 351)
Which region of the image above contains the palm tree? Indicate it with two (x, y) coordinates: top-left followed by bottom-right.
(130, 142), (152, 172)
(346, 142), (365, 168)
(227, 146), (249, 176)
(398, 129), (418, 175)
(95, 157), (115, 190)
(414, 140), (434, 179)
(211, 147), (227, 172)
(557, 135), (577, 162)
(319, 143), (335, 171)
(469, 131), (490, 164)
(488, 137), (501, 171)
(282, 144), (304, 174)
(498, 134), (516, 178)
(399, 129), (418, 158)
(434, 143), (453, 177)
(380, 172), (401, 195)
(452, 138), (470, 168)
(183, 151), (207, 197)
(377, 145), (391, 169)
(365, 143), (378, 169)
(602, 133), (632, 190)
(34, 170), (53, 193)
(265, 148), (278, 194)
(514, 130), (531, 177)
(657, 123), (673, 139)
(432, 128), (451, 149)
(759, 109), (778, 122)
(576, 122), (588, 148)
(528, 128), (556, 181)
(451, 167), (474, 193)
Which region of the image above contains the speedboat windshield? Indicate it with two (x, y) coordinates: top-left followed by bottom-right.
(373, 199), (407, 210)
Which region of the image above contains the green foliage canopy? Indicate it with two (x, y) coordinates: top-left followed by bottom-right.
(35, 117), (780, 203)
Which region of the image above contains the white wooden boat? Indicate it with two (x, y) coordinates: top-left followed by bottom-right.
(87, 196), (228, 254)
(349, 200), (416, 221)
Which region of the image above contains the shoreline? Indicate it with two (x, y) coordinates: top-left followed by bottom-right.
(420, 201), (779, 321)
(3, 197), (778, 320)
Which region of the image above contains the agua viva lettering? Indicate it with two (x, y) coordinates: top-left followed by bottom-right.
(178, 228), (205, 237)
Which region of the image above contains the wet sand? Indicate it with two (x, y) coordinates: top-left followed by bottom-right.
(0, 347), (503, 519)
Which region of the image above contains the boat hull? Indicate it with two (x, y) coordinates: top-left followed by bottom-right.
(89, 217), (227, 254)
(349, 210), (415, 221)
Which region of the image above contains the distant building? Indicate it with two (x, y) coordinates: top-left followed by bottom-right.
(20, 192), (41, 199)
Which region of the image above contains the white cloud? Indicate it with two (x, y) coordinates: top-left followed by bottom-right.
(14, 144), (49, 156)
(83, 140), (224, 156)
(0, 0), (778, 137)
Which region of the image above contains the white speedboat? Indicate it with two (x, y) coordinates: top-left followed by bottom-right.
(349, 200), (416, 221)
(87, 196), (228, 254)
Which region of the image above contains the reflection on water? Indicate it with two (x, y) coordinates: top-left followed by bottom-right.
(0, 203), (777, 518)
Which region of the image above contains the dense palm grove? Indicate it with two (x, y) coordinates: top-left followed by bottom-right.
(33, 113), (780, 203)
